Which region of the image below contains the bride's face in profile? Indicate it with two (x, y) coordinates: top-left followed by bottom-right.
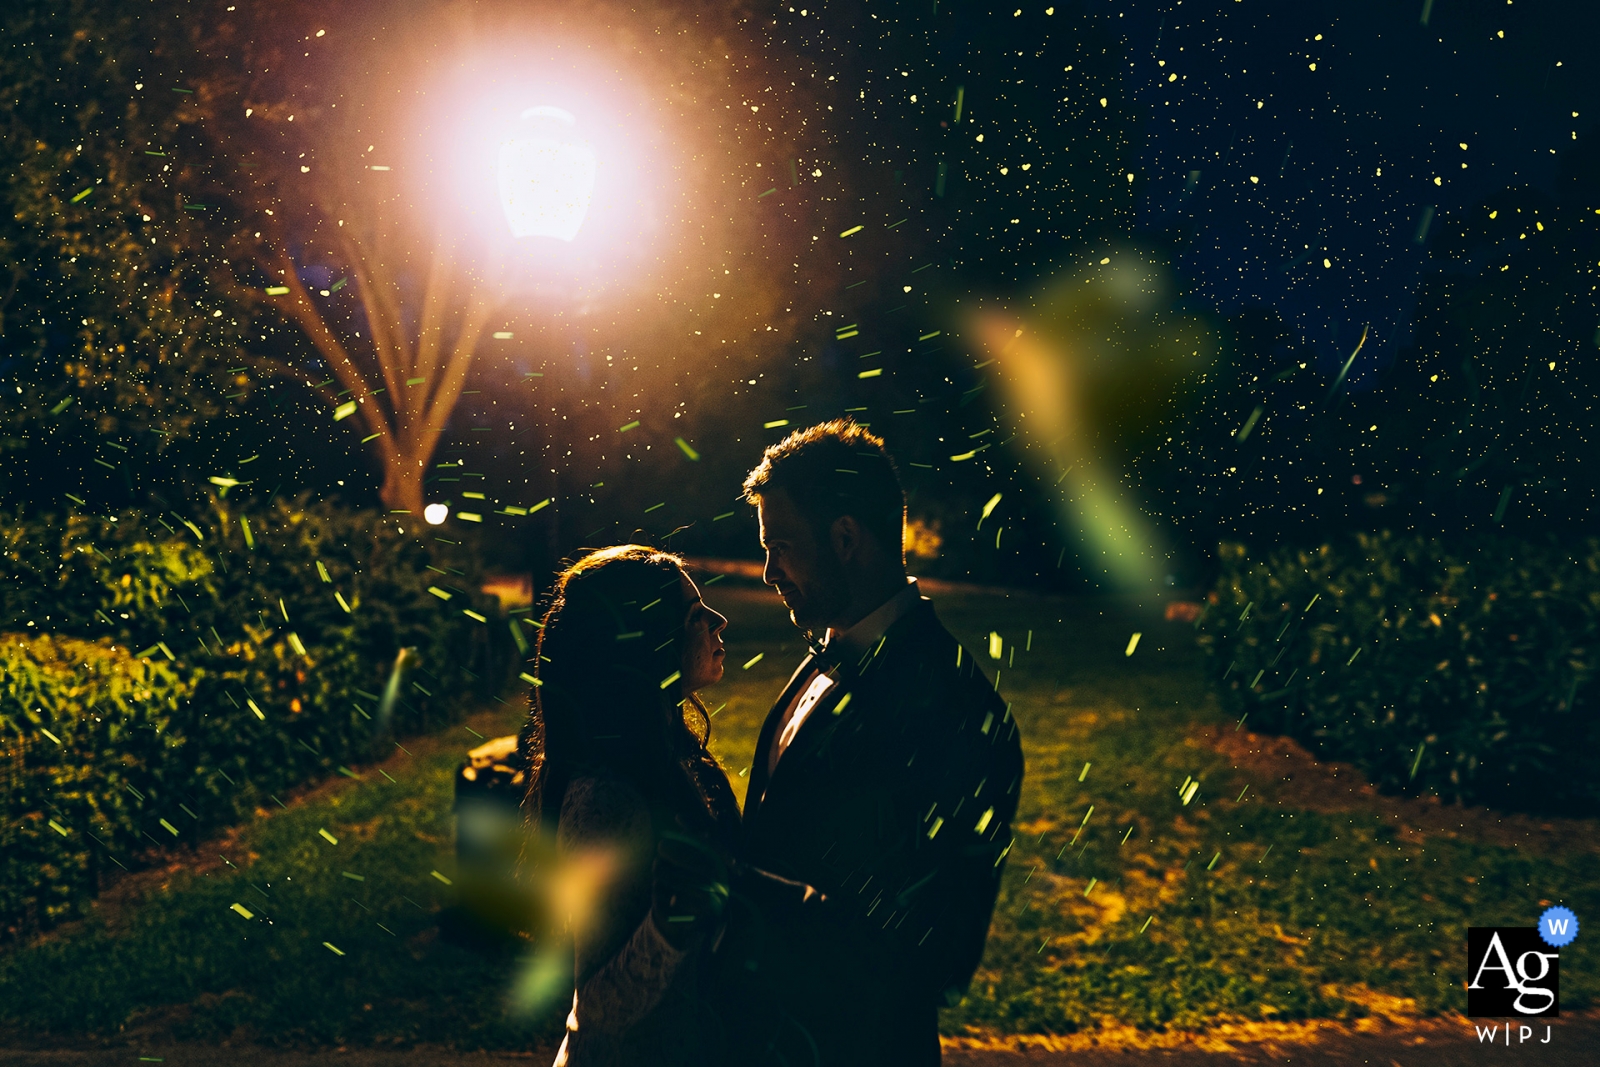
(678, 571), (728, 693)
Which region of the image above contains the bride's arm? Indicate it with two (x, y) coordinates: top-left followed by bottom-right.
(559, 777), (688, 1032)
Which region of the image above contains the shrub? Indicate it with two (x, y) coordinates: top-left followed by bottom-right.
(0, 494), (520, 939)
(0, 635), (197, 930)
(1196, 532), (1600, 814)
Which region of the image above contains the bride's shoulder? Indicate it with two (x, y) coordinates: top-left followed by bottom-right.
(558, 773), (652, 849)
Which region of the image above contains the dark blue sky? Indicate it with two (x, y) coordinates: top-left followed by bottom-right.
(1107, 0), (1595, 388)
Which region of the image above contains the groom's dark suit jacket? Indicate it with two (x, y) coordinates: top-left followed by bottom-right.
(721, 596), (1024, 1067)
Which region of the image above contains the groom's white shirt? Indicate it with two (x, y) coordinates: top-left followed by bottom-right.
(764, 577), (921, 777)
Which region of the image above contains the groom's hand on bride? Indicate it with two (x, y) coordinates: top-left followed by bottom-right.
(650, 833), (731, 951)
(727, 859), (827, 910)
(711, 862), (831, 991)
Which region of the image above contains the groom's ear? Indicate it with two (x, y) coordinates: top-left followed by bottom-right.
(829, 514), (864, 564)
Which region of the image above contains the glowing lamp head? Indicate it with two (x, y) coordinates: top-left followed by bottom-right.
(498, 107), (597, 241)
(424, 503), (450, 525)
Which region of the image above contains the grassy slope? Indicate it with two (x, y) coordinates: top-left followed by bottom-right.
(0, 699), (551, 1048)
(926, 589), (1599, 1035)
(2, 581), (1596, 1047)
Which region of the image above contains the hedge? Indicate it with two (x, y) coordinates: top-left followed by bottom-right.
(0, 494), (521, 939)
(1196, 532), (1600, 815)
(0, 635), (197, 931)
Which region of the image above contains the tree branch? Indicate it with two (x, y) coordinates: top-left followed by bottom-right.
(411, 234), (454, 404)
(333, 225), (408, 405)
(423, 283), (497, 441)
(257, 247), (386, 438)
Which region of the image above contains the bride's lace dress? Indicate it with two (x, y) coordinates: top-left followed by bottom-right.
(550, 775), (725, 1067)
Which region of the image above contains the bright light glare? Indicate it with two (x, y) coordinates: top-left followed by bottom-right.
(424, 503), (450, 524)
(498, 107), (597, 241)
(409, 41), (682, 300)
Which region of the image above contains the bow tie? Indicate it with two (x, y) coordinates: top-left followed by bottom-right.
(807, 638), (873, 681)
(799, 632), (840, 672)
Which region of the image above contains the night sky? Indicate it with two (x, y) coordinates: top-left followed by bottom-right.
(1115, 0), (1595, 387)
(4, 0), (1596, 583)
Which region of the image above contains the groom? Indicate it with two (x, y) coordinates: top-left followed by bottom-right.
(715, 420), (1025, 1066)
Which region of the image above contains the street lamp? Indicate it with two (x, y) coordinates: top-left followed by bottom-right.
(497, 106), (597, 241)
(423, 108), (599, 522)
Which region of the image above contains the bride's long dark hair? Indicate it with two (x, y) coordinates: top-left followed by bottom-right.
(520, 545), (740, 853)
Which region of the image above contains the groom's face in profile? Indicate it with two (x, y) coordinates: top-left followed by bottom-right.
(756, 487), (850, 633)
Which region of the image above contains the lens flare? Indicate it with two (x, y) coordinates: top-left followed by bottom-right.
(376, 646), (416, 732)
(970, 249), (1215, 591)
(505, 843), (621, 1018)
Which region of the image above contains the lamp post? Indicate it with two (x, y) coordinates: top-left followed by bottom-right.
(496, 106), (597, 241)
(425, 106), (597, 529)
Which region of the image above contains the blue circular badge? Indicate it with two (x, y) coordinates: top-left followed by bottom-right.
(1538, 905), (1579, 948)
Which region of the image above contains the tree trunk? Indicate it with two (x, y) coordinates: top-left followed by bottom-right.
(237, 225), (494, 522)
(380, 449), (427, 516)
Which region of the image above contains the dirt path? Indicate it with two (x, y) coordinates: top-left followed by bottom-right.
(5, 1012), (1598, 1067)
(942, 1010), (1600, 1064)
(1198, 722), (1600, 855)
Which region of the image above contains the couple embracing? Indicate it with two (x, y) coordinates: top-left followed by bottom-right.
(519, 420), (1025, 1067)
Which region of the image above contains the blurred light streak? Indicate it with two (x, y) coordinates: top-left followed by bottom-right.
(505, 837), (621, 1018)
(971, 250), (1215, 592)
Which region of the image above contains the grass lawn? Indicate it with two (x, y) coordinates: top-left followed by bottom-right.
(2, 580), (1597, 1050)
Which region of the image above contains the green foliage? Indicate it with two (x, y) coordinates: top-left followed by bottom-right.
(0, 495), (516, 939)
(0, 634), (197, 931)
(1197, 533), (1600, 813)
(0, 0), (247, 448)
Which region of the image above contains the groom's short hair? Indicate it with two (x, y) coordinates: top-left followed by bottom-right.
(742, 419), (905, 552)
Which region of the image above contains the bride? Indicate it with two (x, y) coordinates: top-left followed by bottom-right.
(519, 545), (742, 1067)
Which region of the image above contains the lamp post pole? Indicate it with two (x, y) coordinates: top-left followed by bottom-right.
(425, 106), (597, 532)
